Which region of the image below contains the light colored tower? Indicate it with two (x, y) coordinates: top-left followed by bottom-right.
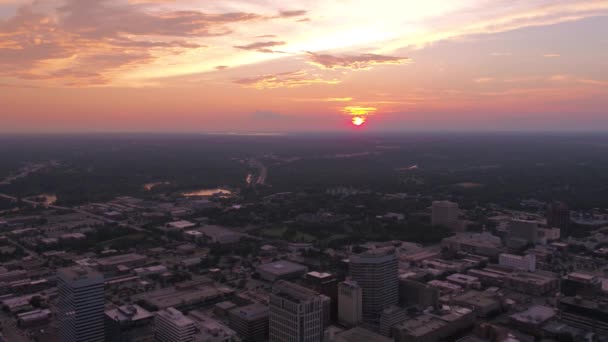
(155, 307), (196, 342)
(338, 280), (362, 327)
(57, 266), (105, 342)
(269, 280), (324, 342)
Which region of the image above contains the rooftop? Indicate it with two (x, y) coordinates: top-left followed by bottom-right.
(257, 260), (307, 276)
(156, 307), (194, 327)
(334, 326), (392, 342)
(510, 305), (555, 325)
(229, 303), (269, 321)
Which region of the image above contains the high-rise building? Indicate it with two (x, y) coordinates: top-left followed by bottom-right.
(506, 219), (538, 248)
(229, 304), (269, 342)
(57, 266), (105, 342)
(338, 280), (362, 327)
(349, 248), (399, 327)
(269, 280), (324, 342)
(547, 201), (571, 237)
(105, 304), (154, 342)
(303, 271), (338, 322)
(398, 277), (439, 308)
(155, 307), (196, 342)
(431, 201), (459, 229)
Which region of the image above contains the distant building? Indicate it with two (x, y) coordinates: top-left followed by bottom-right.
(155, 307), (196, 342)
(338, 280), (363, 327)
(199, 225), (241, 244)
(105, 304), (154, 342)
(350, 247), (399, 327)
(229, 304), (269, 342)
(546, 201), (571, 237)
(333, 326), (392, 342)
(509, 305), (555, 335)
(398, 277), (439, 308)
(256, 260), (308, 282)
(506, 219), (538, 248)
(57, 266), (105, 342)
(561, 272), (601, 298)
(269, 280), (324, 342)
(449, 290), (501, 318)
(441, 232), (503, 257)
(560, 296), (608, 336)
(446, 274), (481, 290)
(503, 271), (559, 296)
(393, 306), (475, 342)
(432, 201), (459, 229)
(499, 253), (536, 272)
(379, 305), (406, 337)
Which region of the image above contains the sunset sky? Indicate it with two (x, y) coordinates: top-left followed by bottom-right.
(1, 0), (607, 132)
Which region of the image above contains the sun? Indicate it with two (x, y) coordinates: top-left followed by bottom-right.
(352, 116), (366, 126)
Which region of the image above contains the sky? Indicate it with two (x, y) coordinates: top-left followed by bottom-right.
(1, 0), (607, 132)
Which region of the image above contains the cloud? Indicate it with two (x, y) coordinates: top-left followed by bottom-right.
(234, 70), (340, 89)
(234, 41), (286, 53)
(215, 65), (229, 70)
(307, 52), (409, 70)
(0, 0), (296, 85)
(342, 106), (377, 116)
(543, 53), (561, 58)
(277, 10), (307, 18)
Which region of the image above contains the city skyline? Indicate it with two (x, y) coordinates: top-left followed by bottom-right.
(1, 0), (607, 132)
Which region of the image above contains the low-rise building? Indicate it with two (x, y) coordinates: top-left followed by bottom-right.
(499, 253), (536, 272)
(256, 260), (308, 282)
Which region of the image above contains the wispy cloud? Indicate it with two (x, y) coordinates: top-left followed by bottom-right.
(234, 70), (340, 89)
(234, 41), (286, 53)
(307, 52), (409, 70)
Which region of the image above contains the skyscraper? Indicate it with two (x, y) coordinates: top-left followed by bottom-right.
(155, 307), (196, 342)
(547, 201), (571, 238)
(57, 266), (105, 342)
(431, 201), (459, 229)
(338, 280), (362, 327)
(269, 280), (324, 342)
(349, 248), (399, 328)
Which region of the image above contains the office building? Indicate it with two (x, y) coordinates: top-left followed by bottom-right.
(57, 266), (105, 342)
(441, 232), (502, 257)
(546, 201), (570, 237)
(560, 296), (608, 336)
(304, 272), (338, 322)
(561, 272), (601, 298)
(338, 280), (363, 327)
(398, 277), (438, 308)
(269, 280), (324, 342)
(155, 307), (196, 342)
(499, 253), (536, 272)
(350, 248), (399, 327)
(431, 201), (459, 229)
(506, 219), (538, 248)
(379, 305), (406, 337)
(229, 304), (269, 342)
(105, 304), (154, 342)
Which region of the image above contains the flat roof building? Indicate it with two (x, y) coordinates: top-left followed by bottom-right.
(256, 260), (308, 282)
(229, 303), (269, 342)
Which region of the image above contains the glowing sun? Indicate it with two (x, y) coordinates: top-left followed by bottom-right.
(352, 116), (366, 126)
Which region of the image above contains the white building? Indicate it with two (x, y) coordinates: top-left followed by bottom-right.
(431, 201), (459, 229)
(57, 267), (105, 342)
(338, 280), (362, 327)
(499, 253), (536, 272)
(269, 281), (324, 342)
(155, 307), (196, 342)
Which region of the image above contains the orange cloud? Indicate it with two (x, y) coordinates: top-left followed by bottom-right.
(307, 52), (410, 70)
(342, 106), (377, 116)
(234, 70), (340, 89)
(234, 41), (286, 53)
